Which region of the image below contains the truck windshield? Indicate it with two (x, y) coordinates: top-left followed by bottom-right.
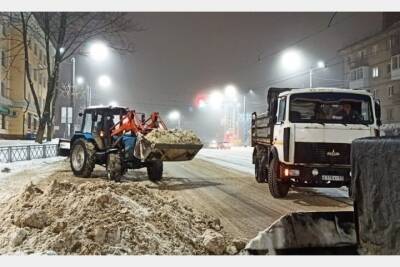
(289, 92), (373, 125)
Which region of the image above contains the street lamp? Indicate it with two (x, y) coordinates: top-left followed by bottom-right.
(89, 41), (109, 62)
(208, 90), (223, 109)
(76, 76), (84, 85)
(98, 75), (111, 88)
(224, 84), (237, 101)
(309, 60), (326, 88)
(168, 110), (181, 129)
(281, 50), (302, 71)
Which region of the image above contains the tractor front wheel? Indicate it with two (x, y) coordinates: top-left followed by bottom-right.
(107, 153), (123, 182)
(70, 139), (96, 178)
(147, 160), (163, 182)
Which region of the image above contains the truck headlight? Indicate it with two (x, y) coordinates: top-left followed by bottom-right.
(312, 169), (319, 176)
(284, 168), (300, 176)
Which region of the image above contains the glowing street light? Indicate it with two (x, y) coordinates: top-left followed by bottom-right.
(208, 90), (224, 109)
(168, 110), (181, 129)
(98, 75), (111, 88)
(317, 60), (325, 69)
(76, 76), (84, 85)
(89, 41), (109, 62)
(224, 84), (238, 101)
(281, 50), (302, 71)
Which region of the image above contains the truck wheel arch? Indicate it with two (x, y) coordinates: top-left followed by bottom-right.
(269, 146), (279, 165)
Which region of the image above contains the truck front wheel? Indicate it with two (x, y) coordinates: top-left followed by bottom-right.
(147, 160), (163, 182)
(70, 139), (96, 178)
(268, 157), (289, 198)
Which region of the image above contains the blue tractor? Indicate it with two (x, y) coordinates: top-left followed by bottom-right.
(61, 106), (202, 182)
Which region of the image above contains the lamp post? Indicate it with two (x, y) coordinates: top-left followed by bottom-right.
(70, 56), (76, 137)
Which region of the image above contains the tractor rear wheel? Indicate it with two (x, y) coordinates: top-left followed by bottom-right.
(147, 160), (163, 182)
(268, 157), (290, 198)
(70, 139), (96, 178)
(107, 153), (123, 182)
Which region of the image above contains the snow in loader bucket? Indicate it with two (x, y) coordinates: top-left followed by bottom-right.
(134, 133), (203, 161)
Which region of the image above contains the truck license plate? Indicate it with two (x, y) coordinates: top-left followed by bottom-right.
(321, 175), (344, 181)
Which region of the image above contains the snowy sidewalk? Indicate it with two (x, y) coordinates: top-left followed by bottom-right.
(0, 157), (66, 205)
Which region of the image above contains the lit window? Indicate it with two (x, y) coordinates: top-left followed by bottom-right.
(372, 67), (379, 78)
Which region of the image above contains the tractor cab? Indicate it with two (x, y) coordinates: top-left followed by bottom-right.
(77, 106), (129, 151)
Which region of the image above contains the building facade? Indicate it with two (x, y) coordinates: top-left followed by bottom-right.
(339, 13), (400, 135)
(0, 14), (54, 139)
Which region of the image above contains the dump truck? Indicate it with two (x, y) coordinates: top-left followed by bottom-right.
(59, 106), (203, 181)
(251, 87), (381, 198)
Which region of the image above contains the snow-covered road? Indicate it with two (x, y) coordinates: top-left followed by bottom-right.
(197, 147), (349, 199)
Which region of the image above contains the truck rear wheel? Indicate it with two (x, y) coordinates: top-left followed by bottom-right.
(107, 153), (122, 182)
(147, 160), (163, 182)
(268, 157), (289, 198)
(255, 155), (268, 183)
(70, 139), (96, 178)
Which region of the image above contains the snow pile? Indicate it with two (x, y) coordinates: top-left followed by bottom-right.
(145, 129), (201, 145)
(0, 180), (241, 255)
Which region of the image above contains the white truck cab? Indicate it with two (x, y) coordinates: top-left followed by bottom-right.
(251, 87), (381, 198)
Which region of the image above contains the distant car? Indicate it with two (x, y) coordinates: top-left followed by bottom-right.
(218, 141), (231, 150)
(208, 140), (218, 149)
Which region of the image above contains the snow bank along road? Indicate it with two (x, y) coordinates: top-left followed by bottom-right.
(0, 147), (352, 241)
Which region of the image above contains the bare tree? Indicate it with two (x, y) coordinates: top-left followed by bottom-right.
(1, 12), (141, 143)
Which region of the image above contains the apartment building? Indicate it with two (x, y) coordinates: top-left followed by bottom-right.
(339, 13), (400, 135)
(0, 14), (54, 139)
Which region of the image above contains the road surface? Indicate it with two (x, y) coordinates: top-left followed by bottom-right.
(0, 147), (352, 241)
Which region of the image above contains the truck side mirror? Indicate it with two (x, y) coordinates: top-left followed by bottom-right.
(375, 100), (382, 126)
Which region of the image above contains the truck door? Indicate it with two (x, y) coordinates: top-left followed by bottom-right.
(273, 96), (287, 162)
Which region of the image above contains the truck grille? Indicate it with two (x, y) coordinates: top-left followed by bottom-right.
(294, 142), (351, 165)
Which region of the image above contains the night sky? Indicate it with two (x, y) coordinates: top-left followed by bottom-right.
(69, 12), (382, 140)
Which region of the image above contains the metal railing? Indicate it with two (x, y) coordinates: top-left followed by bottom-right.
(0, 144), (59, 163)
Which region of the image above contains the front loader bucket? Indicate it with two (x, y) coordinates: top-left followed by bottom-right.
(134, 135), (203, 161)
(245, 211), (358, 255)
